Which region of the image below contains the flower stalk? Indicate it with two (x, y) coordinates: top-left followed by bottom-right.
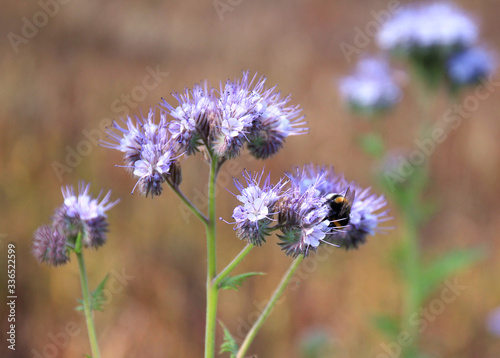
(75, 233), (101, 358)
(205, 156), (219, 358)
(236, 255), (304, 358)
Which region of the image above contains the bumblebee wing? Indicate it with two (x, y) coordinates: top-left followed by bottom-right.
(338, 187), (355, 217)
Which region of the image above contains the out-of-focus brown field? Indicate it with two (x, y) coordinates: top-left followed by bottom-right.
(1, 1), (500, 357)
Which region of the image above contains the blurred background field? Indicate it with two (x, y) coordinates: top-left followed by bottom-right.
(1, 0), (500, 357)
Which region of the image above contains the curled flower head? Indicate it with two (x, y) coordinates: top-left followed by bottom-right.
(104, 109), (181, 197)
(377, 3), (478, 54)
(162, 81), (216, 155)
(53, 182), (119, 248)
(212, 72), (268, 158)
(32, 225), (70, 266)
(339, 57), (401, 115)
(447, 47), (495, 87)
(277, 173), (331, 258)
(230, 169), (287, 246)
(247, 92), (306, 159)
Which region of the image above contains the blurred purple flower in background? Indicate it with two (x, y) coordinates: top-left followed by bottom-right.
(377, 2), (478, 53)
(487, 307), (500, 337)
(339, 57), (401, 114)
(447, 46), (495, 86)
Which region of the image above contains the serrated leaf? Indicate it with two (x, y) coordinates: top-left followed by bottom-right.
(75, 274), (110, 312)
(218, 272), (265, 291)
(372, 314), (400, 340)
(419, 248), (483, 302)
(219, 321), (238, 357)
(90, 274), (109, 312)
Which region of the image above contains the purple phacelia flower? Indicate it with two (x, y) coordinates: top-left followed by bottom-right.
(157, 71), (306, 161)
(53, 182), (119, 248)
(277, 173), (332, 258)
(230, 169), (287, 246)
(291, 165), (391, 250)
(339, 57), (401, 114)
(104, 109), (181, 197)
(447, 46), (495, 86)
(377, 3), (478, 54)
(32, 225), (70, 266)
(161, 81), (216, 155)
(247, 90), (306, 159)
(212, 72), (268, 158)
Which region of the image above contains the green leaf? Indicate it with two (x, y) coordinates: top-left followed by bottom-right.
(219, 322), (238, 357)
(372, 314), (400, 340)
(358, 133), (385, 159)
(75, 274), (110, 312)
(90, 274), (109, 312)
(84, 355), (92, 358)
(218, 272), (265, 291)
(419, 248), (484, 302)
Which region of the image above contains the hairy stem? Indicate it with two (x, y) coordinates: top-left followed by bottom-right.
(75, 234), (101, 358)
(213, 243), (254, 288)
(205, 157), (219, 358)
(166, 178), (208, 225)
(236, 255), (304, 358)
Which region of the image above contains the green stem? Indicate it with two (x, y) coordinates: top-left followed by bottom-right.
(165, 178), (208, 225)
(236, 255), (304, 358)
(204, 157), (219, 358)
(75, 234), (101, 358)
(401, 214), (420, 358)
(213, 243), (254, 288)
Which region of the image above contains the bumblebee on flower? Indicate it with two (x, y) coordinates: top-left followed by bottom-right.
(226, 165), (391, 257)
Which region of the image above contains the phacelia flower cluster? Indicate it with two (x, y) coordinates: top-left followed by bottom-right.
(105, 72), (306, 197)
(447, 47), (495, 87)
(162, 71), (307, 160)
(231, 170), (287, 246)
(339, 57), (401, 114)
(33, 182), (119, 266)
(104, 109), (180, 197)
(226, 165), (390, 257)
(377, 3), (478, 54)
(376, 2), (494, 90)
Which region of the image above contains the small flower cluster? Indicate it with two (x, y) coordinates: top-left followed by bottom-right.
(33, 182), (118, 266)
(105, 71), (307, 196)
(377, 2), (494, 90)
(339, 57), (402, 115)
(227, 165), (390, 257)
(103, 109), (180, 197)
